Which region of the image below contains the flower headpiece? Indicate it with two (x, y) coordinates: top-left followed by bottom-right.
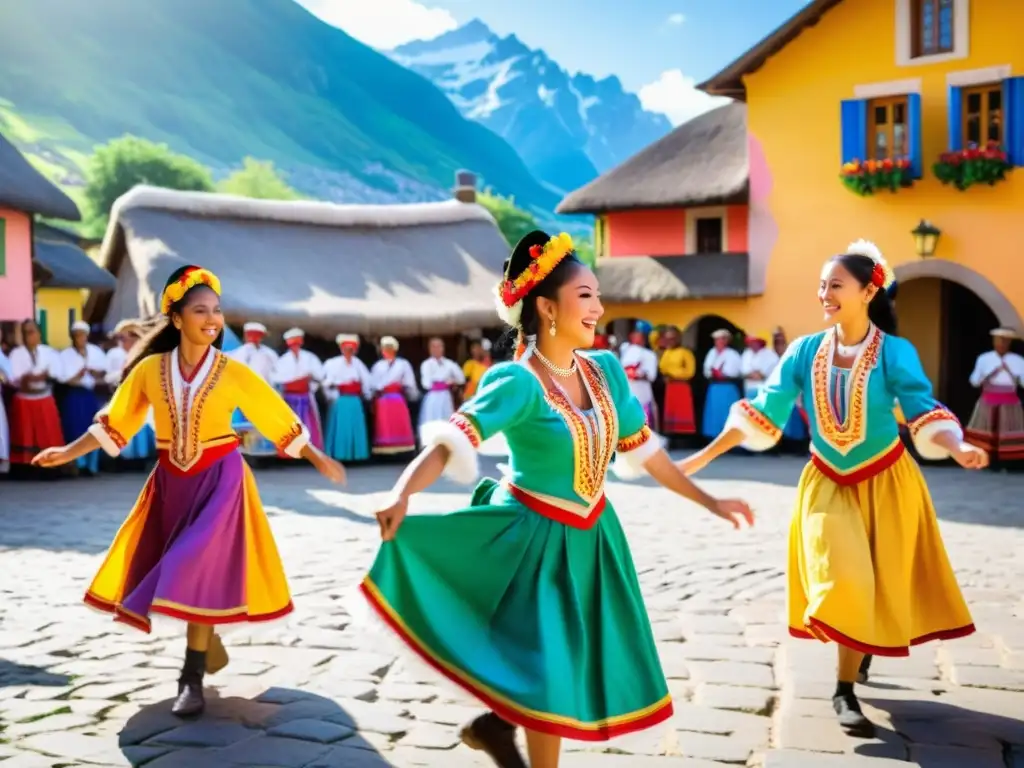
(160, 267), (222, 315)
(494, 231), (576, 327)
(846, 239), (895, 291)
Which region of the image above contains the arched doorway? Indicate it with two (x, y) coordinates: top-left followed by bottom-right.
(895, 261), (1023, 425)
(679, 314), (745, 428)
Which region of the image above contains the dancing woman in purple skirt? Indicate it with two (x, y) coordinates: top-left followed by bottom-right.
(34, 266), (345, 717)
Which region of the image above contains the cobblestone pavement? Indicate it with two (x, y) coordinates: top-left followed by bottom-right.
(1, 454), (1023, 767)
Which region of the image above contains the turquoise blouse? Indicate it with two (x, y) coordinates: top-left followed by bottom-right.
(430, 349), (657, 523)
(728, 325), (962, 480)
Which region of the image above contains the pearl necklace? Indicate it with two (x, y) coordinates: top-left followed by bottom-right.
(834, 329), (866, 358)
(533, 347), (578, 378)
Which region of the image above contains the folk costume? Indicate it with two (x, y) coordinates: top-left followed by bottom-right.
(740, 332), (780, 401)
(724, 249), (973, 657)
(58, 323), (107, 474)
(8, 343), (64, 465)
(965, 328), (1024, 462)
(323, 334), (372, 462)
(419, 353), (465, 427)
(701, 330), (742, 438)
(0, 349), (11, 473)
(620, 331), (660, 429)
(84, 268), (305, 636)
(370, 338), (418, 455)
(659, 343), (697, 435)
(461, 339), (492, 400)
(273, 328), (324, 454)
(228, 322), (280, 457)
(361, 231), (673, 741)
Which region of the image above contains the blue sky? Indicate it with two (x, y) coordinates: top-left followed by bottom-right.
(296, 0), (810, 124)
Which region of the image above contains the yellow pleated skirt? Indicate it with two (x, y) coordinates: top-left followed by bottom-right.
(788, 448), (975, 656)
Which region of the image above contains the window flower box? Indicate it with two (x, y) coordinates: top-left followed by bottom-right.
(932, 142), (1012, 190)
(839, 158), (913, 196)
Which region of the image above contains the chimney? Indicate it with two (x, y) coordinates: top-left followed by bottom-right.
(454, 170), (477, 203)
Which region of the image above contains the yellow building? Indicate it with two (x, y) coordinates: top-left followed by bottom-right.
(33, 224), (113, 348)
(564, 0), (1024, 423)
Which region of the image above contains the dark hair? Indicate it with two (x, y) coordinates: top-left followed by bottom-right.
(122, 266), (223, 379)
(832, 253), (899, 335)
(497, 230), (586, 356)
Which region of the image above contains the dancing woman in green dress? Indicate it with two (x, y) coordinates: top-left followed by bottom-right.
(361, 230), (754, 768)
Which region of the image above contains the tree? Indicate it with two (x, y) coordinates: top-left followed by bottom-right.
(573, 234), (596, 268)
(83, 135), (214, 236)
(478, 191), (538, 248)
(218, 157), (302, 200)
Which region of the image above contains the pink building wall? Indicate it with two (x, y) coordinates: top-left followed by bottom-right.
(607, 206), (749, 257)
(0, 208), (33, 322)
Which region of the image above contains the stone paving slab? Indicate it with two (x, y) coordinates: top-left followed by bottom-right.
(1, 455), (1023, 766)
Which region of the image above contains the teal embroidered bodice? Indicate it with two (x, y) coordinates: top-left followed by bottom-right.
(735, 325), (959, 475)
(450, 350), (651, 515)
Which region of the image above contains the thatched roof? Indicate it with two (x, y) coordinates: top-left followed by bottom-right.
(0, 133), (81, 221)
(85, 186), (512, 336)
(698, 0), (844, 100)
(34, 237), (116, 291)
(596, 253), (750, 302)
(557, 103), (747, 215)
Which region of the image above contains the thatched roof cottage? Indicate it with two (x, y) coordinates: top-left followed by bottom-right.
(85, 174), (512, 338)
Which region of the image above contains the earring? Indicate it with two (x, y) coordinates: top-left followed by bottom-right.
(549, 319), (557, 337)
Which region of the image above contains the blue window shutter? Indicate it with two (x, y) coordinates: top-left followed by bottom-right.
(947, 85), (962, 151)
(840, 99), (868, 164)
(908, 93), (923, 178)
(1004, 76), (1024, 167)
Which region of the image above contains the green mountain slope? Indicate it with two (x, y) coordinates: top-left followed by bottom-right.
(0, 0), (559, 212)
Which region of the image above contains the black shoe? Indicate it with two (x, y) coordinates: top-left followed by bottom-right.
(832, 691), (875, 737)
(857, 654), (873, 684)
(171, 648), (206, 718)
(460, 712), (527, 768)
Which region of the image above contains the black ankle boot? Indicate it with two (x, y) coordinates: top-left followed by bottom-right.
(171, 648), (206, 718)
(857, 654), (873, 683)
(460, 712), (527, 768)
(832, 683), (875, 737)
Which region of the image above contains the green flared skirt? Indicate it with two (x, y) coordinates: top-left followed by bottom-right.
(360, 478), (673, 740)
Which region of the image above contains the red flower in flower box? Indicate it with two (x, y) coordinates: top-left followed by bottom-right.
(932, 141), (1012, 191)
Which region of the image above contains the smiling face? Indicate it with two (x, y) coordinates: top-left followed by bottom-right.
(819, 260), (874, 327)
(536, 263), (603, 348)
(171, 286), (223, 348)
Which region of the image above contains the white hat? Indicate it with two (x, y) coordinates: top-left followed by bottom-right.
(112, 319), (141, 336)
(336, 333), (360, 346)
(70, 321), (90, 334)
(991, 327), (1018, 338)
(481, 338), (492, 351)
(380, 336), (399, 350)
(243, 322), (267, 334)
(711, 328), (732, 340)
(283, 328), (304, 341)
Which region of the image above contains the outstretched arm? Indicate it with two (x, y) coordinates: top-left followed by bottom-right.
(641, 449), (753, 528)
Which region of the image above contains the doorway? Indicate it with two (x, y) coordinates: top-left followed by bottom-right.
(899, 277), (1003, 425)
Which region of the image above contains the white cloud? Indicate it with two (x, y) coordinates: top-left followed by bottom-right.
(638, 69), (730, 126)
(667, 13), (686, 25)
(293, 0), (458, 49)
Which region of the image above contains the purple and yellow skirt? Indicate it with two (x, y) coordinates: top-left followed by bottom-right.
(84, 448), (293, 632)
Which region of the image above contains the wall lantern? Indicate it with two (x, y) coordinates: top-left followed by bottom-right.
(911, 219), (941, 258)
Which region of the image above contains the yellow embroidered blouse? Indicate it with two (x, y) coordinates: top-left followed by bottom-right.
(659, 347), (696, 381)
(89, 348), (309, 473)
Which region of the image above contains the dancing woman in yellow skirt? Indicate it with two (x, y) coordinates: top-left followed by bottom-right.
(682, 240), (986, 736)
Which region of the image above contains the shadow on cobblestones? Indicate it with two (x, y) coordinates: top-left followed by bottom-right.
(118, 688), (395, 767)
(0, 659), (72, 689)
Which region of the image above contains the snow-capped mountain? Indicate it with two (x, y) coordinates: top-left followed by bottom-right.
(390, 20), (672, 196)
